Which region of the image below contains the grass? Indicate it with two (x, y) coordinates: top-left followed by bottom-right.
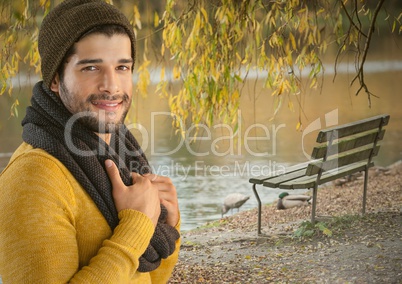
(292, 213), (364, 239)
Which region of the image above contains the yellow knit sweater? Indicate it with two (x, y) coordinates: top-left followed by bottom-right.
(0, 143), (180, 283)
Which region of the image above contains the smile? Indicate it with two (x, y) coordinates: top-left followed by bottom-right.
(92, 102), (120, 107)
(91, 100), (122, 111)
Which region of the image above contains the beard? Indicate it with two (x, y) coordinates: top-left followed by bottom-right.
(59, 79), (131, 133)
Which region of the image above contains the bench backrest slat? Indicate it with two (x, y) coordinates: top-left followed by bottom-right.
(306, 145), (380, 176)
(311, 129), (386, 159)
(316, 114), (390, 143)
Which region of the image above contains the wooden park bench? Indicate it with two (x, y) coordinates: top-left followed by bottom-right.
(249, 114), (390, 235)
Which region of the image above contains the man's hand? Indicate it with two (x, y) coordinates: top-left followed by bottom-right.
(144, 174), (179, 228)
(105, 160), (160, 227)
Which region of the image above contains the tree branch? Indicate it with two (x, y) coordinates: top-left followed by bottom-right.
(350, 0), (384, 107)
(339, 0), (368, 38)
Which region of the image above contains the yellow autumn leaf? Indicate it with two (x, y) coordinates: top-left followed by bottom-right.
(173, 65), (181, 79)
(275, 82), (284, 96)
(289, 32), (296, 50)
(188, 52), (197, 65)
(287, 49), (293, 66)
(161, 43), (165, 56)
(154, 11), (159, 28)
(137, 69), (150, 98)
(1, 82), (7, 96)
(7, 34), (14, 44)
(133, 5), (141, 29)
(241, 55), (247, 64)
(14, 51), (22, 61)
(200, 7), (208, 21)
(160, 66), (165, 80)
(288, 100), (294, 112)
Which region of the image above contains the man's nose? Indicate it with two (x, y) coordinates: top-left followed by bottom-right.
(98, 68), (120, 94)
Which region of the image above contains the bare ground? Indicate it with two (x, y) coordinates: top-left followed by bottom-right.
(168, 161), (402, 283)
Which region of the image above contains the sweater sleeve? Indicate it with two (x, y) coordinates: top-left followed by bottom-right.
(70, 210), (155, 283)
(0, 150), (157, 283)
(149, 219), (181, 284)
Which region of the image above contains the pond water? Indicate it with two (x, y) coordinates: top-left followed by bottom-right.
(1, 37), (402, 232)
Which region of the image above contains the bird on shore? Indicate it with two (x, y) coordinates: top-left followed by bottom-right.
(221, 193), (250, 217)
(277, 192), (312, 210)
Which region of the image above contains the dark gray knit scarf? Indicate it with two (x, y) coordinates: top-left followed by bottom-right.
(22, 81), (180, 272)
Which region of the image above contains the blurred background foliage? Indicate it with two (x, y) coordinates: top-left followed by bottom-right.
(0, 0), (401, 132)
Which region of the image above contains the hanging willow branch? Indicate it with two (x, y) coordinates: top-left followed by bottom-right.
(348, 0), (385, 107)
(335, 0), (386, 107)
(158, 0), (401, 132)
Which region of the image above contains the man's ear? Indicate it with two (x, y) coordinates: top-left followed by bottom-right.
(50, 73), (60, 93)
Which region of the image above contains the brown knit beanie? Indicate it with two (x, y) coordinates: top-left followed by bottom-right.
(38, 0), (136, 88)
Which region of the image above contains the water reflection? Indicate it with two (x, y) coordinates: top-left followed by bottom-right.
(151, 155), (307, 231)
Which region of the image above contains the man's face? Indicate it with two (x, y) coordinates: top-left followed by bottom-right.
(51, 33), (133, 133)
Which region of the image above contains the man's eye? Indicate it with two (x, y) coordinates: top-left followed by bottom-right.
(83, 66), (97, 71)
(117, 65), (130, 71)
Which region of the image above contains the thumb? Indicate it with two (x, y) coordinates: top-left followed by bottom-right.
(105, 159), (125, 190)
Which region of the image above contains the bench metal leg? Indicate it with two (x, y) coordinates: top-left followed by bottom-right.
(252, 184), (262, 235)
(362, 166), (369, 215)
(311, 185), (318, 224)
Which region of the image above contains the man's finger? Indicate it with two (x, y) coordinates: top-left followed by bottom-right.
(143, 173), (171, 184)
(105, 159), (125, 189)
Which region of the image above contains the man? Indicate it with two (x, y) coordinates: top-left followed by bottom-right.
(0, 0), (180, 283)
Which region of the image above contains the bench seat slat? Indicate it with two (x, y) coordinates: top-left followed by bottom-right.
(278, 161), (374, 189)
(263, 168), (307, 187)
(249, 160), (312, 185)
